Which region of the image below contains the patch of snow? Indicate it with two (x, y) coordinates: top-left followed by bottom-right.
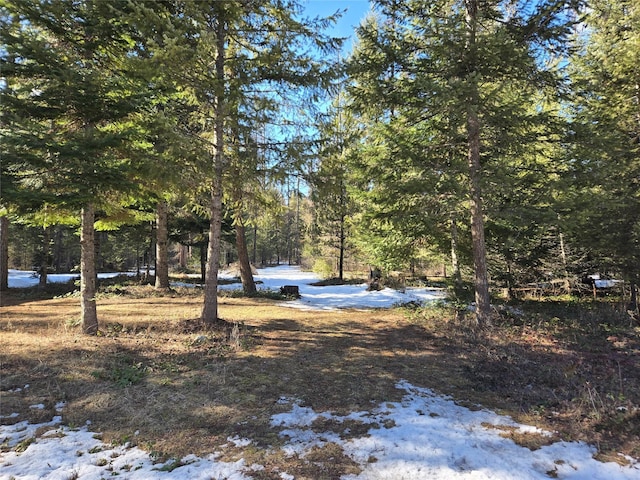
(219, 265), (446, 311)
(0, 420), (253, 480)
(227, 436), (252, 447)
(594, 279), (622, 289)
(3, 382), (638, 479)
(7, 265), (445, 311)
(7, 269), (137, 289)
(0, 412), (20, 420)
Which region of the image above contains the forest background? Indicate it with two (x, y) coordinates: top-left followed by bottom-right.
(1, 0), (639, 332)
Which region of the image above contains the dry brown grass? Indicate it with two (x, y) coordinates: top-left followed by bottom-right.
(1, 284), (639, 478)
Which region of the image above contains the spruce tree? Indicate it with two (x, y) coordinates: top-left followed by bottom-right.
(157, 0), (341, 324)
(348, 0), (582, 325)
(1, 0), (155, 333)
(310, 91), (359, 280)
(566, 0), (640, 310)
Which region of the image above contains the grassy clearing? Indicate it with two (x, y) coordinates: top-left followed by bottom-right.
(1, 282), (639, 478)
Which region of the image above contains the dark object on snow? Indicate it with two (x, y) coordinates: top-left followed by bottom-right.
(280, 285), (300, 298)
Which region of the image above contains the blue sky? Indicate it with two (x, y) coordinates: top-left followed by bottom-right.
(302, 0), (372, 53)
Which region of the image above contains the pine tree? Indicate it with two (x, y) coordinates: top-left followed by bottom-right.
(1, 0), (157, 333)
(566, 0), (640, 310)
(310, 91), (359, 280)
(348, 0), (582, 324)
(157, 0), (341, 324)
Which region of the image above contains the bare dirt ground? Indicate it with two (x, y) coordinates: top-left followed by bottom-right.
(1, 283), (639, 479)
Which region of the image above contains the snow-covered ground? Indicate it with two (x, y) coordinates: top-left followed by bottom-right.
(7, 269), (136, 289)
(10, 263), (443, 309)
(222, 264), (445, 310)
(2, 266), (639, 479)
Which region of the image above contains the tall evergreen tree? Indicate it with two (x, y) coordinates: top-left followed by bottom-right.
(348, 0), (582, 324)
(566, 0), (640, 309)
(310, 92), (359, 280)
(1, 0), (155, 333)
(157, 0), (341, 324)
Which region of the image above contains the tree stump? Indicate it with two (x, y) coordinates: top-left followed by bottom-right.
(280, 285), (300, 298)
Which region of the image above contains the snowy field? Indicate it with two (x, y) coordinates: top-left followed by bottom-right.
(225, 264), (446, 310)
(2, 266), (639, 479)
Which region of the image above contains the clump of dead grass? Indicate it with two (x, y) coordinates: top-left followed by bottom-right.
(481, 422), (560, 451)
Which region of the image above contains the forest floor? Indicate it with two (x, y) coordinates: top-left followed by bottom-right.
(1, 275), (639, 479)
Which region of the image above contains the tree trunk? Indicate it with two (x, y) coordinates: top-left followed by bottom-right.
(202, 181), (223, 323)
(467, 107), (491, 325)
(81, 205), (98, 335)
(450, 214), (462, 288)
(338, 214), (345, 281)
(202, 17), (226, 325)
(53, 226), (63, 272)
(38, 226), (50, 288)
(144, 227), (153, 283)
(235, 220), (257, 294)
(200, 240), (207, 284)
(296, 177), (302, 265)
(629, 282), (638, 314)
(465, 0), (491, 326)
(179, 244), (188, 269)
(558, 215), (571, 294)
(0, 216), (8, 291)
(155, 200), (170, 289)
(252, 225), (257, 265)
